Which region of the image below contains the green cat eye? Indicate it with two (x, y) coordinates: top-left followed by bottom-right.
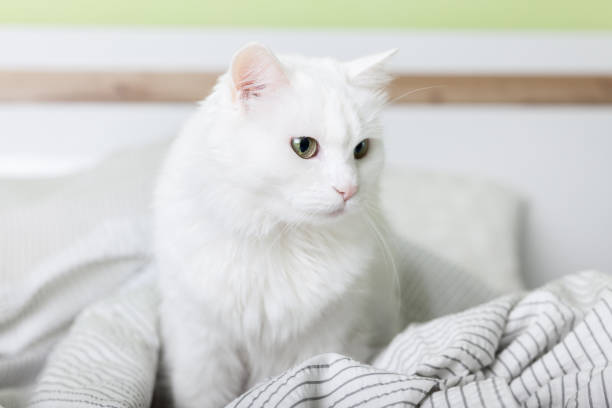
(353, 139), (369, 159)
(291, 137), (318, 159)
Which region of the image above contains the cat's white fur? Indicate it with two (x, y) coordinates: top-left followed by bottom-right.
(155, 43), (401, 408)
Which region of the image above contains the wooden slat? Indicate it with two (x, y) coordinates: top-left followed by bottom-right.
(1, 71), (611, 104)
(390, 75), (612, 104)
(0, 71), (217, 102)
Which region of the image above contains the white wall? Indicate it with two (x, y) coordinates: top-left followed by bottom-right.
(2, 27), (612, 73)
(1, 28), (611, 287)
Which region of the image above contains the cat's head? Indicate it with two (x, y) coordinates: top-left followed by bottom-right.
(183, 43), (395, 233)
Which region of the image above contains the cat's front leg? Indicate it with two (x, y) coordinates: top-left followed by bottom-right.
(163, 317), (246, 408)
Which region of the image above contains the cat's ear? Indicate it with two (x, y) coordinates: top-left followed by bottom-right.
(345, 49), (397, 88)
(230, 43), (289, 104)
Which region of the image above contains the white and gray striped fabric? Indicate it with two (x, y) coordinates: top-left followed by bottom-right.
(28, 269), (160, 408)
(230, 270), (612, 408)
(22, 269), (612, 408)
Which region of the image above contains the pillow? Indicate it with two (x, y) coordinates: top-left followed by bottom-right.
(381, 165), (524, 292)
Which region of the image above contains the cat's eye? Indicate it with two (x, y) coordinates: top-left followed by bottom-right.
(291, 137), (318, 159)
(353, 139), (369, 159)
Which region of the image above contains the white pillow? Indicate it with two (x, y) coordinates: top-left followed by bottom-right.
(381, 165), (524, 292)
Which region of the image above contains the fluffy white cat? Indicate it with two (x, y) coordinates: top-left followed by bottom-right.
(154, 43), (402, 408)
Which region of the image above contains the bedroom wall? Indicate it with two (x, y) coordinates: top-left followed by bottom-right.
(1, 28), (611, 288)
(2, 0), (612, 289)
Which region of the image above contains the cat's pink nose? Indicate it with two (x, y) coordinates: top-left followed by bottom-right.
(334, 185), (358, 202)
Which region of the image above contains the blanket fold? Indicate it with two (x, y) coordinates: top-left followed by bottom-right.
(29, 268), (160, 408)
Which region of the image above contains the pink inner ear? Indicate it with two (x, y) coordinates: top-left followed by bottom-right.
(236, 80), (267, 100)
(231, 44), (288, 102)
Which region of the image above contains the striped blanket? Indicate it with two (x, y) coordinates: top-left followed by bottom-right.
(231, 271), (612, 408)
(24, 269), (612, 408)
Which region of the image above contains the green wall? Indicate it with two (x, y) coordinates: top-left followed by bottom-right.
(2, 0), (611, 29)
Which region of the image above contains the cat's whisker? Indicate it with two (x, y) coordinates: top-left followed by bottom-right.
(268, 205), (314, 251)
(388, 85), (446, 104)
(268, 222), (290, 249)
(362, 204), (401, 313)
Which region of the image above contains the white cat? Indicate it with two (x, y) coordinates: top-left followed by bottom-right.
(154, 43), (402, 408)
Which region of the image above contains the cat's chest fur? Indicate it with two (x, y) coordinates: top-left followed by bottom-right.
(160, 216), (380, 346)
